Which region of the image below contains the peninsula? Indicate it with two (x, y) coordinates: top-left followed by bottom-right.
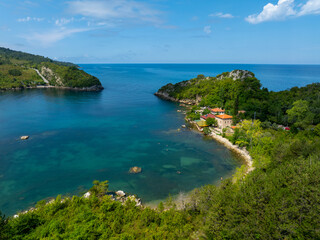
(0, 47), (103, 91)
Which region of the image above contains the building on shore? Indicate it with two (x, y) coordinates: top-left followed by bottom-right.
(194, 119), (209, 128)
(211, 108), (225, 115)
(200, 114), (216, 121)
(215, 114), (233, 129)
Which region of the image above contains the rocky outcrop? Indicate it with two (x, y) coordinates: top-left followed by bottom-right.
(115, 190), (142, 206)
(216, 70), (255, 81)
(40, 66), (63, 86)
(83, 192), (91, 198)
(154, 92), (201, 105)
(116, 190), (126, 197)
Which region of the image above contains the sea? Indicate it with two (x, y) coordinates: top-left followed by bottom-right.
(0, 64), (319, 215)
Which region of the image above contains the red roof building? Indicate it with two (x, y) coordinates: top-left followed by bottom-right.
(211, 108), (225, 114)
(201, 114), (216, 120)
(215, 114), (233, 129)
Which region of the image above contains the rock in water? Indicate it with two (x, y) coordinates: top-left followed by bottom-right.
(83, 192), (91, 199)
(129, 166), (142, 174)
(116, 190), (126, 197)
(20, 136), (29, 140)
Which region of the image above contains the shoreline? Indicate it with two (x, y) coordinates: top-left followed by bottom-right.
(155, 90), (254, 173)
(0, 84), (104, 92)
(154, 92), (200, 105)
(209, 131), (253, 172)
(190, 120), (253, 173)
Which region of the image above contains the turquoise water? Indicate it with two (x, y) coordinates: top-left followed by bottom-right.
(0, 64), (319, 215)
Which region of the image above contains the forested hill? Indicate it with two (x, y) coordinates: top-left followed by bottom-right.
(155, 70), (320, 127)
(0, 47), (103, 91)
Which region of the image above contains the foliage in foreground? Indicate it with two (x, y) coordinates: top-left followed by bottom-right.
(0, 182), (194, 240)
(190, 130), (320, 239)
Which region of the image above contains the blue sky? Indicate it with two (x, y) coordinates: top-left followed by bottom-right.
(0, 0), (320, 64)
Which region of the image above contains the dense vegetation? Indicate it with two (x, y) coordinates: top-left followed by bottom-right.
(0, 65), (44, 89)
(0, 47), (102, 90)
(40, 63), (102, 88)
(1, 70), (320, 239)
(157, 70), (320, 126)
(0, 47), (75, 67)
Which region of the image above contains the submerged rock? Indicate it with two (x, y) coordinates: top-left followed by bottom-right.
(20, 136), (29, 140)
(129, 166), (142, 174)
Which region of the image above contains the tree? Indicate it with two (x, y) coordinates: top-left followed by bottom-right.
(203, 127), (211, 135)
(314, 123), (320, 136)
(287, 100), (314, 129)
(206, 117), (217, 126)
(197, 74), (205, 80)
(8, 69), (22, 76)
(203, 108), (211, 115)
(89, 180), (109, 198)
(233, 95), (239, 117)
(0, 211), (8, 240)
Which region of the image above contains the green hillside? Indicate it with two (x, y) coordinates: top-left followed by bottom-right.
(0, 47), (103, 90)
(156, 70), (320, 127)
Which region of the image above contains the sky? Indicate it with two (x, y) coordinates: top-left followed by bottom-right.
(0, 0), (320, 64)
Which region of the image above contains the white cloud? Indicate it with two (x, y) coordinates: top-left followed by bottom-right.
(246, 0), (296, 24)
(246, 0), (320, 24)
(299, 0), (320, 15)
(17, 17), (44, 22)
(209, 12), (234, 18)
(55, 18), (74, 26)
(203, 26), (212, 34)
(67, 0), (161, 24)
(24, 28), (89, 46)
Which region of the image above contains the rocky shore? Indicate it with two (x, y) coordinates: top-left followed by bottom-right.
(190, 120), (253, 173)
(1, 85), (104, 92)
(154, 92), (200, 105)
(13, 189), (141, 219)
(208, 131), (253, 173)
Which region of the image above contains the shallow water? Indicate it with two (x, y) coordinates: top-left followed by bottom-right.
(0, 64), (319, 215)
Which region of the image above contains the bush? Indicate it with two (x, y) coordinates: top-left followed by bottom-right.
(206, 117), (217, 126)
(8, 69), (22, 76)
(203, 127), (211, 135)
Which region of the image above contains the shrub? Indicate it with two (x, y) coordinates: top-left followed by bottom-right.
(8, 69), (22, 76)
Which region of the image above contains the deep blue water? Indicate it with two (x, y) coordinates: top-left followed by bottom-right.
(0, 64), (319, 215)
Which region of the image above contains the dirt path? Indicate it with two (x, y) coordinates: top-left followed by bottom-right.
(32, 68), (50, 85)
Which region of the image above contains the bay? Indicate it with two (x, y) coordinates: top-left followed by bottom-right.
(0, 64), (319, 215)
